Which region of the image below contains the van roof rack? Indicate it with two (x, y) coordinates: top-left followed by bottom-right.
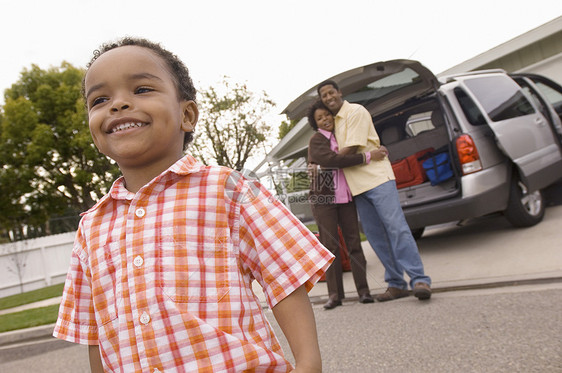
(438, 69), (507, 84)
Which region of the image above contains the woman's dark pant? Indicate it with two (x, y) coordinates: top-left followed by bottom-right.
(312, 200), (370, 300)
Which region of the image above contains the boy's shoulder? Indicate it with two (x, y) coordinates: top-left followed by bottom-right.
(80, 189), (115, 217)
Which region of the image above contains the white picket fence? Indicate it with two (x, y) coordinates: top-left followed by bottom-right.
(0, 232), (75, 298)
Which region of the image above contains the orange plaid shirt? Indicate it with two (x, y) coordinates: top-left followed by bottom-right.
(53, 155), (333, 372)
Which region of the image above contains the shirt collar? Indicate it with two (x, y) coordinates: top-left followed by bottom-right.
(82, 154), (204, 214)
(318, 128), (333, 139)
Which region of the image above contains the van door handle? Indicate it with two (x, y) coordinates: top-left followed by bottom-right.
(535, 117), (546, 126)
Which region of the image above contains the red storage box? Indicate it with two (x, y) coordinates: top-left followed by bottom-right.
(391, 148), (434, 189)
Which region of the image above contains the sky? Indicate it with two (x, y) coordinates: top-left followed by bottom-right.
(1, 1), (561, 114)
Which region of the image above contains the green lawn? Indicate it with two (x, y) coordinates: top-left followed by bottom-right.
(0, 284), (64, 333)
(0, 283), (64, 311)
(306, 223), (319, 233)
(0, 304), (60, 333)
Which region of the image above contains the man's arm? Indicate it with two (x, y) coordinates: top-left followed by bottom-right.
(272, 285), (322, 372)
(337, 146), (359, 155)
(89, 345), (104, 372)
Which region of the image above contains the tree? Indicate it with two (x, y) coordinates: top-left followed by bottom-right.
(0, 63), (121, 241)
(3, 240), (29, 293)
(278, 118), (299, 139)
(191, 77), (275, 171)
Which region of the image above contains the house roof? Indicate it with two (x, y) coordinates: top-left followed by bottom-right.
(438, 16), (562, 76)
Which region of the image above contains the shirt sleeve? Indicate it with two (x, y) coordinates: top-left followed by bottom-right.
(236, 178), (334, 308)
(365, 151), (371, 164)
(339, 105), (374, 149)
(52, 229), (99, 345)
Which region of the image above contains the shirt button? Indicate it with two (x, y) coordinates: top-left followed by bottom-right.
(135, 208), (145, 218)
(133, 255), (144, 267)
(140, 312), (150, 325)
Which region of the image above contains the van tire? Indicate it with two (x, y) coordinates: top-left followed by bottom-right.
(504, 177), (545, 227)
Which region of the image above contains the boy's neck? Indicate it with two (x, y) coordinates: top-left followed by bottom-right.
(119, 155), (184, 193)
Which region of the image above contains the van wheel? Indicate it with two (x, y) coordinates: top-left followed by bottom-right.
(411, 227), (425, 240)
(504, 178), (545, 227)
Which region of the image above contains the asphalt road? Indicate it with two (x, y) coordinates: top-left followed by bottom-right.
(275, 284), (562, 373)
(1, 284), (561, 372)
(1, 180), (560, 372)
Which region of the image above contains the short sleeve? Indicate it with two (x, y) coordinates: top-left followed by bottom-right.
(53, 230), (98, 345)
(236, 179), (334, 308)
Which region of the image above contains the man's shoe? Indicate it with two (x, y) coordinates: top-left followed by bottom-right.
(413, 282), (432, 300)
(359, 293), (374, 304)
(323, 299), (342, 310)
(375, 287), (410, 302)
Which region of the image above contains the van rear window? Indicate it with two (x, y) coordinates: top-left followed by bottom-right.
(344, 68), (421, 107)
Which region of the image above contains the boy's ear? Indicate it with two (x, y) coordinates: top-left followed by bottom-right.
(180, 100), (199, 133)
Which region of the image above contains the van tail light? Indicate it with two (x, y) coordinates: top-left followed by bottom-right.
(456, 134), (482, 175)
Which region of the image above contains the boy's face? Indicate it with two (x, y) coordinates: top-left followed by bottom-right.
(314, 108), (334, 132)
(84, 46), (197, 170)
(319, 84), (343, 114)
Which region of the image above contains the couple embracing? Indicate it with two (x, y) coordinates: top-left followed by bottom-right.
(307, 80), (432, 309)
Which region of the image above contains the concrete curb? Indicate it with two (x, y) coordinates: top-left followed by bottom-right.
(307, 275), (562, 305)
(419, 270), (562, 297)
(0, 323), (55, 348)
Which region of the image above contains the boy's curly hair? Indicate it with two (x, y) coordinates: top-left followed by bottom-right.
(83, 37), (197, 148)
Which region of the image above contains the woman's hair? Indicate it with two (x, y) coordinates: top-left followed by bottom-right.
(307, 100), (330, 131)
(83, 37), (197, 147)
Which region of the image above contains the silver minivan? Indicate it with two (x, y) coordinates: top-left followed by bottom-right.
(283, 60), (562, 237)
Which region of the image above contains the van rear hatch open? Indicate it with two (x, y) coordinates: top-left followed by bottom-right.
(283, 59), (439, 121)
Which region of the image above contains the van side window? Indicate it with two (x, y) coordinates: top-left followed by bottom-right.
(531, 80), (562, 111)
(463, 76), (534, 122)
(454, 87), (486, 126)
(405, 111), (435, 136)
(515, 80), (550, 121)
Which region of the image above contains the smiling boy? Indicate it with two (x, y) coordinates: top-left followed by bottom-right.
(53, 38), (333, 372)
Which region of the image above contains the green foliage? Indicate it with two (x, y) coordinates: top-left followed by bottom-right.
(278, 118), (299, 139)
(0, 62), (120, 241)
(0, 283), (64, 311)
(192, 77), (275, 171)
